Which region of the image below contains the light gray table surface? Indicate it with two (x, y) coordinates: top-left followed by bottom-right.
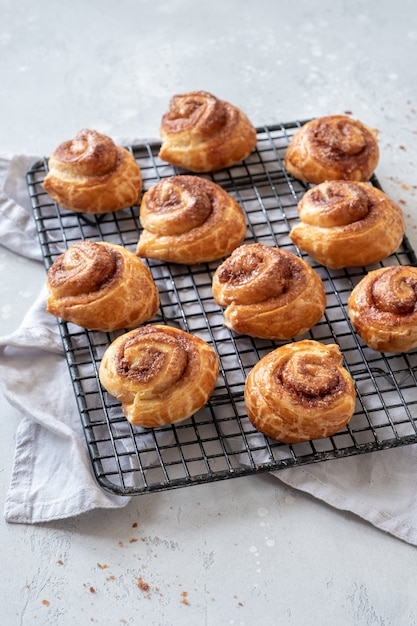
(2, 1), (417, 624)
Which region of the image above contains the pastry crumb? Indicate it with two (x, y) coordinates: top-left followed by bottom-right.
(180, 591), (190, 606)
(137, 577), (150, 592)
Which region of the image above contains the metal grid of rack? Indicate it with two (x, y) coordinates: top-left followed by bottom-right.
(26, 120), (417, 496)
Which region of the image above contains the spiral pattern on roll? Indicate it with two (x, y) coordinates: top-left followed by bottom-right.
(348, 265), (417, 353)
(140, 176), (213, 236)
(46, 241), (159, 331)
(284, 115), (379, 183)
(99, 324), (219, 427)
(289, 181), (405, 269)
(51, 129), (119, 177)
(244, 340), (356, 443)
(160, 91), (229, 137)
(212, 243), (326, 339)
(43, 129), (142, 214)
(47, 240), (120, 299)
(158, 91), (257, 172)
(136, 175), (247, 264)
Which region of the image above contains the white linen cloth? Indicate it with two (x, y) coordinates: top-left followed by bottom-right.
(2, 153), (417, 545)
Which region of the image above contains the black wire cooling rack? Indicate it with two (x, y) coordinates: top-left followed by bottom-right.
(26, 120), (417, 496)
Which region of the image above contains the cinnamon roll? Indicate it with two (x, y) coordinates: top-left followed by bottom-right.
(212, 243), (326, 339)
(158, 91), (257, 172)
(348, 266), (417, 353)
(284, 115), (379, 183)
(98, 324), (219, 427)
(136, 175), (247, 264)
(43, 129), (142, 213)
(289, 181), (405, 269)
(244, 340), (356, 443)
(46, 241), (159, 331)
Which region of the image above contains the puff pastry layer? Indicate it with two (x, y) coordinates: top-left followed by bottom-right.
(158, 91), (257, 172)
(99, 324), (219, 427)
(284, 115), (379, 183)
(43, 129), (142, 214)
(244, 340), (356, 443)
(212, 243), (326, 339)
(289, 181), (405, 269)
(136, 175), (247, 264)
(348, 266), (417, 353)
(46, 241), (159, 331)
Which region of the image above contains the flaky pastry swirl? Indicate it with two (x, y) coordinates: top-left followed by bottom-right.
(244, 340), (356, 443)
(284, 115), (379, 183)
(348, 266), (417, 353)
(136, 175), (247, 264)
(212, 243), (326, 339)
(289, 181), (405, 269)
(158, 91), (257, 172)
(98, 324), (219, 427)
(43, 129), (142, 214)
(46, 241), (159, 331)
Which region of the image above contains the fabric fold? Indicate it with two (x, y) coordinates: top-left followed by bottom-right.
(0, 155), (43, 260)
(0, 287), (130, 524)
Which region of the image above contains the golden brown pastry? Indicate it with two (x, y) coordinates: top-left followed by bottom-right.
(46, 241), (159, 331)
(284, 115), (379, 183)
(43, 129), (142, 213)
(212, 243), (326, 339)
(136, 175), (247, 264)
(98, 324), (219, 427)
(289, 181), (405, 269)
(158, 91), (257, 172)
(244, 340), (356, 443)
(348, 266), (417, 353)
